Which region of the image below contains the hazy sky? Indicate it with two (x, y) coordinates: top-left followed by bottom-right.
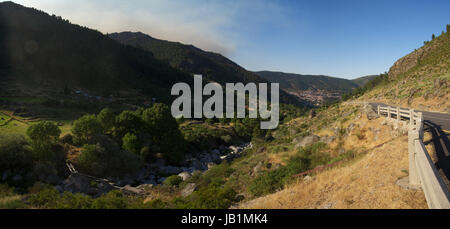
(13, 0), (450, 79)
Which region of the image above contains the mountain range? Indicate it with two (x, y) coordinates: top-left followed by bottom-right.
(109, 32), (375, 105)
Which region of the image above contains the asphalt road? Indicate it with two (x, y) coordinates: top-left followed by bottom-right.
(369, 102), (450, 188)
(369, 102), (450, 132)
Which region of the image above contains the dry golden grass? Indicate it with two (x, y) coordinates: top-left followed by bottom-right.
(238, 135), (427, 209)
(238, 108), (428, 209)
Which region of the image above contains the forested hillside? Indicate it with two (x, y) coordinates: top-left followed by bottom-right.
(0, 2), (193, 102)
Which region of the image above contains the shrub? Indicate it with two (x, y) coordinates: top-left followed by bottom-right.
(0, 183), (16, 198)
(193, 162), (234, 188)
(54, 192), (93, 209)
(182, 125), (228, 151)
(0, 134), (33, 173)
(141, 198), (170, 209)
(77, 137), (142, 178)
(28, 185), (61, 208)
(220, 135), (232, 145)
(142, 103), (186, 164)
(26, 121), (61, 161)
(0, 184), (28, 209)
(72, 114), (102, 145)
(91, 190), (129, 209)
(139, 146), (154, 162)
(122, 133), (141, 155)
(27, 186), (131, 209)
(249, 167), (290, 197)
(97, 108), (115, 133)
(163, 175), (183, 187)
(114, 110), (145, 139)
(180, 181), (237, 209)
(60, 133), (73, 144)
(250, 143), (327, 197)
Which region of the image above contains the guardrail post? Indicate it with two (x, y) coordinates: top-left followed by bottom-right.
(418, 112), (424, 140)
(388, 106), (391, 119)
(396, 107), (400, 121)
(377, 105), (380, 115)
(408, 127), (420, 186)
(410, 109), (414, 126)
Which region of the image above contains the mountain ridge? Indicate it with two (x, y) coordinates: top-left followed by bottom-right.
(109, 31), (309, 106)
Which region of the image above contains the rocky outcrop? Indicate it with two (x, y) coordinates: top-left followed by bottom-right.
(361, 103), (379, 120)
(388, 44), (433, 79)
(178, 172), (191, 181)
(62, 174), (117, 197)
(294, 135), (320, 149)
(320, 135), (336, 144)
(120, 185), (143, 195)
(181, 183), (197, 197)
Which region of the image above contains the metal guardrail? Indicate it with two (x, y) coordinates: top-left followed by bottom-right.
(377, 105), (450, 209)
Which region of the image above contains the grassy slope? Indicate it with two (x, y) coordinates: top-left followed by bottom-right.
(237, 102), (428, 209)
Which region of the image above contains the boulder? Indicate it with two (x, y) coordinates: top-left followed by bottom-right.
(178, 172), (192, 181)
(295, 135), (320, 149)
(207, 162), (216, 170)
(320, 135), (336, 144)
(64, 175), (88, 191)
(256, 147), (266, 154)
(252, 162), (263, 175)
(121, 185), (142, 195)
(362, 104), (379, 120)
(229, 145), (239, 152)
(136, 184), (154, 190)
(321, 202), (336, 209)
(303, 175), (312, 182)
(289, 128), (298, 135)
(292, 136), (304, 144)
(181, 183), (197, 197)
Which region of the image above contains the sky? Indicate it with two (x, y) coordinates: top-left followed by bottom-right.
(13, 0), (450, 79)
